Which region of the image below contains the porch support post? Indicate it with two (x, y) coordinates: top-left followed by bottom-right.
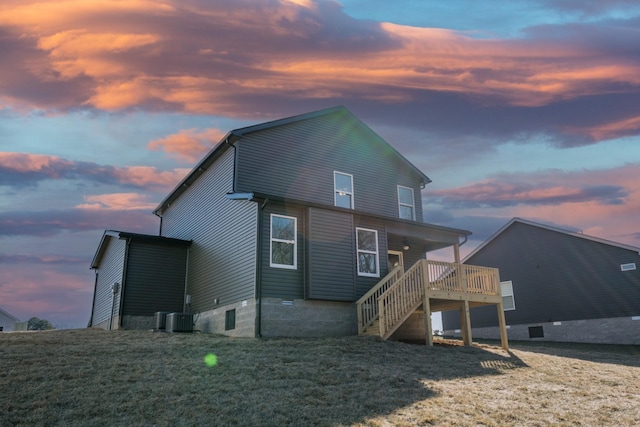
(497, 301), (509, 351)
(460, 300), (472, 346)
(421, 259), (433, 346)
(453, 243), (467, 292)
(422, 292), (433, 346)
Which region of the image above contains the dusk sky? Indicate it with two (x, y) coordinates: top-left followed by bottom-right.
(1, 0), (639, 329)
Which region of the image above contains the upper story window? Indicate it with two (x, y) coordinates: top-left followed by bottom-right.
(356, 227), (379, 277)
(270, 214), (297, 269)
(334, 171), (354, 209)
(397, 185), (415, 220)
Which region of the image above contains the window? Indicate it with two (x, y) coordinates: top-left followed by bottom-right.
(270, 214), (297, 269)
(356, 228), (379, 277)
(225, 309), (236, 330)
(334, 171), (354, 209)
(500, 281), (515, 311)
(621, 263), (636, 271)
(397, 186), (415, 220)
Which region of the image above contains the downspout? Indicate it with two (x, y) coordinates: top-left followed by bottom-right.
(117, 237), (131, 330)
(459, 234), (468, 247)
(255, 198), (268, 337)
(88, 271), (98, 328)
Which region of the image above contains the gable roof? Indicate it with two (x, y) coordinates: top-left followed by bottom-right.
(0, 306), (20, 322)
(154, 106), (431, 216)
(91, 230), (191, 269)
(464, 217), (640, 262)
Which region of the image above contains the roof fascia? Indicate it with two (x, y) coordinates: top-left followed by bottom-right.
(233, 190), (471, 237)
(0, 307), (20, 321)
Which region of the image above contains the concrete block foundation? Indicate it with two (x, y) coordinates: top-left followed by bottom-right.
(445, 316), (640, 345)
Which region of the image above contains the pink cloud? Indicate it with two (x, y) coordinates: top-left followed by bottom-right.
(0, 152), (189, 190)
(0, 0), (637, 116)
(147, 128), (224, 163)
(76, 193), (158, 211)
(0, 264), (93, 327)
(435, 164), (640, 248)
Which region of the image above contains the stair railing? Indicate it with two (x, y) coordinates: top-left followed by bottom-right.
(356, 266), (403, 334)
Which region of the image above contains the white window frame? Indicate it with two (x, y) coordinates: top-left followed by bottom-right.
(334, 171), (354, 209)
(500, 280), (516, 311)
(270, 214), (297, 269)
(356, 227), (380, 278)
(397, 185), (416, 220)
(621, 263), (636, 271)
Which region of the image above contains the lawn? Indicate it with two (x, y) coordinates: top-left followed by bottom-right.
(1, 329), (639, 426)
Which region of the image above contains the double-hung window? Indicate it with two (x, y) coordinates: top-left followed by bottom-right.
(334, 171), (354, 209)
(356, 227), (379, 277)
(397, 185), (415, 220)
(270, 214), (297, 269)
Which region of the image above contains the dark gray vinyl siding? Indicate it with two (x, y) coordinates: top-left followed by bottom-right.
(307, 208), (356, 301)
(122, 242), (188, 316)
(443, 222), (640, 329)
(261, 203), (305, 299)
(160, 149), (258, 312)
(91, 237), (125, 326)
(235, 112), (424, 220)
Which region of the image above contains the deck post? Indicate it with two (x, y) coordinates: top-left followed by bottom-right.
(460, 300), (473, 346)
(497, 301), (509, 351)
(423, 294), (433, 346)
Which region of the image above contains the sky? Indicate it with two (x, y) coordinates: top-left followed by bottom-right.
(1, 0), (639, 329)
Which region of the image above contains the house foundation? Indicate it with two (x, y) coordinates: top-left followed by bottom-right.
(260, 298), (357, 337)
(445, 316), (640, 345)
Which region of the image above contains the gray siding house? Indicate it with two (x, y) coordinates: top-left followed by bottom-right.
(0, 307), (20, 332)
(90, 106), (508, 346)
(89, 231), (191, 330)
(442, 218), (640, 344)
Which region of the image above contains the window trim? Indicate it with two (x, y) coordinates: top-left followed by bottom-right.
(500, 280), (516, 311)
(356, 227), (380, 278)
(270, 214), (297, 269)
(334, 171), (354, 209)
(397, 185), (416, 220)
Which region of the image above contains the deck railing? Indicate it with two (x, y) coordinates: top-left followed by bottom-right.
(357, 259), (501, 338)
(355, 266), (403, 334)
(426, 260), (499, 295)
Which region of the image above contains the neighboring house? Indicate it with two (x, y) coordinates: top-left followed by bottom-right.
(443, 218), (640, 345)
(89, 231), (191, 330)
(0, 307), (20, 332)
(89, 106), (508, 347)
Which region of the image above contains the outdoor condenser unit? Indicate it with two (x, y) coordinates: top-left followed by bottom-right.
(166, 313), (194, 333)
(155, 311), (170, 331)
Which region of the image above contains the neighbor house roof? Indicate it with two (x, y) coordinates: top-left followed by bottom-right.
(464, 217), (640, 262)
(0, 307), (20, 322)
(153, 106), (432, 216)
(91, 230), (192, 269)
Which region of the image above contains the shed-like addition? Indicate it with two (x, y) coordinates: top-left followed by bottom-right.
(88, 231), (191, 330)
(443, 218), (640, 344)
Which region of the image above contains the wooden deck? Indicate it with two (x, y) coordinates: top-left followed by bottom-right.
(356, 259), (509, 350)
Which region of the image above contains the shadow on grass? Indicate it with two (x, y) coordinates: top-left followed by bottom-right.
(475, 338), (640, 368)
(0, 330), (528, 427)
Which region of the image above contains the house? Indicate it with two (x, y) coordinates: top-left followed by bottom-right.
(0, 306), (20, 332)
(89, 231), (191, 330)
(89, 106), (508, 348)
(442, 218), (640, 345)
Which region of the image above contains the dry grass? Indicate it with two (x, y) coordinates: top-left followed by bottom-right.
(1, 329), (639, 426)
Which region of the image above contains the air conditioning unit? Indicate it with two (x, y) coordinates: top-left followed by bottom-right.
(166, 313), (194, 333)
(155, 311), (171, 331)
